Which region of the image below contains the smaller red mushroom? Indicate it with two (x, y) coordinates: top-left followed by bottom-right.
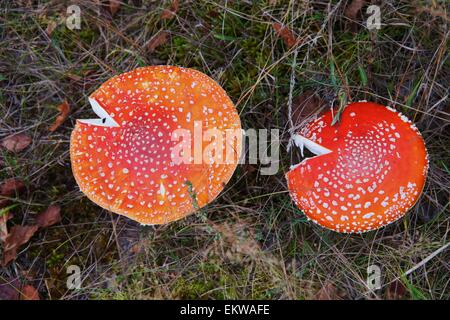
(286, 101), (429, 233)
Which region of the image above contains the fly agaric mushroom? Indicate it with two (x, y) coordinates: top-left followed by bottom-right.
(70, 66), (242, 224)
(286, 101), (428, 233)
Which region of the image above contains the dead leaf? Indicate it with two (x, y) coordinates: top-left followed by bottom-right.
(35, 205), (61, 228)
(0, 212), (13, 242)
(45, 20), (57, 36)
(160, 0), (179, 20)
(272, 22), (299, 48)
(49, 100), (70, 132)
(0, 179), (25, 197)
(147, 31), (169, 53)
(0, 279), (20, 300)
(129, 242), (143, 254)
(1, 134), (32, 153)
(386, 280), (407, 300)
(108, 0), (121, 16)
(291, 91), (324, 126)
(314, 281), (342, 300)
(20, 284), (40, 300)
(2, 225), (39, 266)
(0, 279), (39, 300)
(344, 0), (366, 20)
(0, 178), (25, 209)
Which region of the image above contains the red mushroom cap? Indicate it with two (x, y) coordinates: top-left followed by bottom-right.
(286, 101), (428, 233)
(70, 66), (242, 225)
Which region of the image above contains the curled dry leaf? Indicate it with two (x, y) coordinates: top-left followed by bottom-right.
(272, 22), (299, 48)
(35, 204), (61, 228)
(108, 0), (121, 16)
(160, 0), (179, 20)
(45, 20), (57, 36)
(2, 225), (39, 266)
(49, 100), (70, 132)
(344, 0), (366, 20)
(147, 31), (169, 53)
(0, 211), (13, 242)
(1, 133), (32, 153)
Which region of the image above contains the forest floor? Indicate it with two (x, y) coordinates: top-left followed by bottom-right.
(0, 0), (449, 300)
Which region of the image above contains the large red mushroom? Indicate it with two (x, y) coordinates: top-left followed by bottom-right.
(286, 101), (428, 233)
(70, 66), (242, 225)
